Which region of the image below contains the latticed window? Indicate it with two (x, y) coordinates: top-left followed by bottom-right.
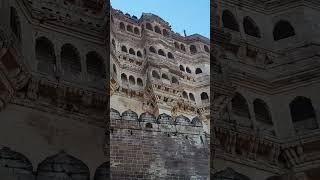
(231, 93), (250, 118)
(253, 99), (272, 125)
(61, 44), (81, 76)
(86, 51), (106, 79)
(222, 10), (239, 32)
(243, 16), (261, 38)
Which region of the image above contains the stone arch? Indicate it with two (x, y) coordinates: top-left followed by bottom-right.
(174, 42), (180, 49)
(222, 10), (239, 32)
(161, 73), (169, 80)
(186, 67), (192, 73)
(146, 23), (153, 31)
(152, 70), (160, 79)
(191, 117), (202, 126)
(61, 43), (81, 76)
(179, 65), (185, 71)
(201, 92), (209, 101)
(35, 36), (56, 75)
(253, 99), (273, 125)
(195, 68), (203, 74)
(231, 93), (250, 118)
(243, 16), (261, 38)
(121, 45), (127, 53)
(154, 26), (162, 34)
(204, 45), (210, 53)
(167, 52), (174, 59)
(137, 78), (143, 86)
(290, 96), (318, 131)
(137, 51), (142, 58)
(119, 22), (125, 30)
(129, 48), (135, 55)
(126, 25), (133, 32)
(190, 45), (197, 54)
(37, 151), (90, 180)
(86, 51), (106, 79)
(122, 110), (138, 121)
(189, 93), (195, 101)
(172, 76), (179, 84)
(163, 29), (169, 36)
(212, 167), (251, 180)
(129, 75), (135, 85)
(273, 20), (295, 41)
(180, 44), (186, 51)
(149, 46), (156, 53)
(134, 27), (140, 35)
(94, 162), (109, 180)
(158, 49), (166, 56)
(182, 91), (188, 99)
(121, 73), (127, 82)
(0, 147), (33, 173)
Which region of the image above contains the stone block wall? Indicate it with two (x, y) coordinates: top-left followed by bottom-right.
(110, 109), (209, 179)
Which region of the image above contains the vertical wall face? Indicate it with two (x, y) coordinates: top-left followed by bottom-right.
(110, 110), (209, 179)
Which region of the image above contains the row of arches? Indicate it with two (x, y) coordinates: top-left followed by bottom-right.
(230, 93), (318, 132)
(0, 147), (108, 180)
(120, 45), (143, 58)
(174, 41), (210, 54)
(182, 91), (209, 102)
(149, 46), (175, 59)
(119, 22), (141, 35)
(222, 10), (296, 41)
(144, 22), (170, 37)
(120, 73), (144, 87)
(111, 109), (202, 126)
(179, 65), (203, 74)
(151, 70), (179, 84)
(35, 37), (106, 80)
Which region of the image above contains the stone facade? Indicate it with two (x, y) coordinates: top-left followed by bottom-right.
(211, 0), (320, 179)
(0, 0), (109, 179)
(110, 7), (210, 179)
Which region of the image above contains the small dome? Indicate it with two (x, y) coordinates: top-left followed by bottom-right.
(121, 109), (138, 121)
(157, 113), (174, 124)
(175, 115), (191, 126)
(37, 151), (89, 178)
(139, 112), (157, 123)
(94, 162), (109, 180)
(0, 147), (33, 172)
(110, 108), (121, 120)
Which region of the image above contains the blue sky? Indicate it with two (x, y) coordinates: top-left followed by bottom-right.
(110, 0), (210, 39)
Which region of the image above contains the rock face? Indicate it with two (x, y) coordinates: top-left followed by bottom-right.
(110, 6), (210, 179)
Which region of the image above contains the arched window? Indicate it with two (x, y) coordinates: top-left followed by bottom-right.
(137, 51), (142, 58)
(180, 44), (186, 51)
(119, 22), (125, 30)
(152, 71), (160, 79)
(161, 73), (169, 80)
(201, 92), (209, 101)
(189, 93), (195, 101)
(10, 7), (21, 40)
(113, 64), (117, 74)
(253, 99), (273, 125)
(129, 48), (135, 55)
(134, 27), (140, 35)
(174, 42), (180, 49)
(167, 52), (174, 59)
(186, 67), (191, 73)
(137, 78), (143, 86)
(146, 23), (153, 31)
(121, 46), (127, 53)
(121, 73), (127, 82)
(243, 16), (261, 38)
(86, 51), (106, 79)
(172, 76), (179, 84)
(179, 65), (185, 71)
(129, 75), (135, 85)
(158, 49), (165, 56)
(204, 45), (210, 53)
(154, 26), (162, 34)
(222, 10), (239, 32)
(61, 44), (81, 75)
(163, 29), (169, 36)
(182, 91), (188, 99)
(195, 68), (202, 74)
(35, 37), (56, 75)
(231, 93), (250, 118)
(290, 96), (318, 131)
(127, 25), (133, 32)
(273, 20), (295, 41)
(149, 46), (156, 53)
(190, 45), (197, 54)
